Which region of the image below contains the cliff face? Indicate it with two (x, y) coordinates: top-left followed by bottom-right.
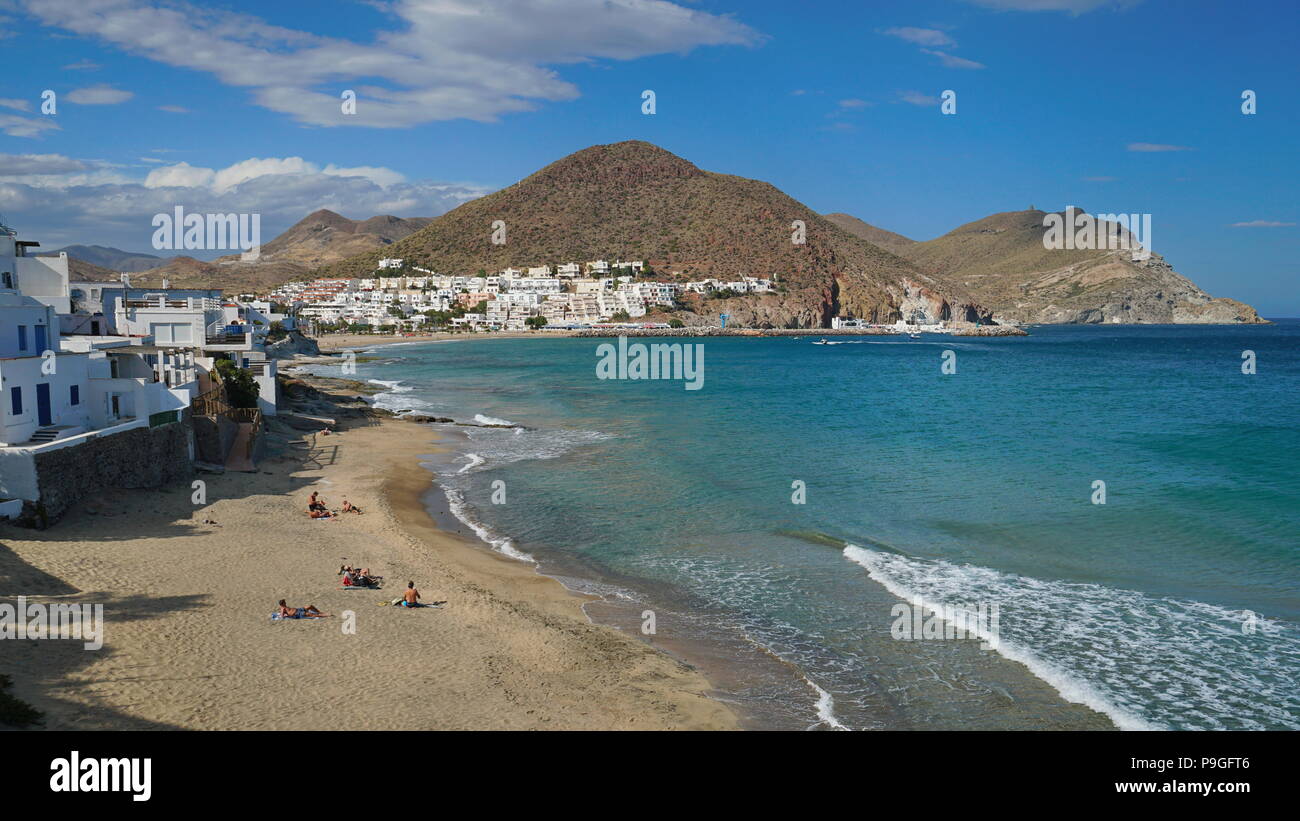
(319, 141), (993, 328)
(894, 209), (1265, 325)
(1005, 250), (1267, 324)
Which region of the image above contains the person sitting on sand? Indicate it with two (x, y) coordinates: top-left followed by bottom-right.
(309, 508), (334, 519)
(277, 600), (328, 619)
(402, 581), (421, 608)
(341, 499), (363, 514)
(308, 492), (327, 512)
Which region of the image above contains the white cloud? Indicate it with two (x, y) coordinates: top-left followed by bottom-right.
(921, 49), (986, 69)
(157, 105), (189, 113)
(144, 161), (216, 189)
(18, 0), (760, 128)
(0, 153), (89, 176)
(0, 98), (30, 111)
(0, 150), (488, 251)
(882, 27), (956, 47)
(65, 84), (134, 105)
(322, 164), (407, 188)
(838, 98), (870, 109)
(62, 59), (101, 70)
(1127, 142), (1192, 152)
(899, 90), (939, 106)
(962, 0), (1142, 12)
(1230, 220), (1295, 228)
(0, 113), (60, 138)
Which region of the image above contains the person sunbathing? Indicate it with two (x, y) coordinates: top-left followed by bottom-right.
(341, 499), (363, 514)
(309, 508), (334, 519)
(277, 600), (328, 619)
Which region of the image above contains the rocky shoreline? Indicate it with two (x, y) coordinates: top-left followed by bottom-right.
(574, 326), (954, 338)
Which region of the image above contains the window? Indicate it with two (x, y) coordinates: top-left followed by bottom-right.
(70, 385), (80, 406)
(10, 386), (21, 416)
(17, 325), (27, 351)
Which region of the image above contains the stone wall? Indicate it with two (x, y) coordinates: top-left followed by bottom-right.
(193, 412), (238, 465)
(15, 415), (194, 529)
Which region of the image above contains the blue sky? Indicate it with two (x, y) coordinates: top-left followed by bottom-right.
(0, 0), (1296, 314)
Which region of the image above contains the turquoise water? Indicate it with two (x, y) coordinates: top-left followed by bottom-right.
(320, 322), (1300, 730)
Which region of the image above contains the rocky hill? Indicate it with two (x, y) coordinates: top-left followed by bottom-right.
(236, 209), (431, 268)
(822, 213), (917, 255)
(890, 209), (1264, 324)
(38, 244), (171, 273)
(95, 210), (432, 293)
(319, 141), (991, 327)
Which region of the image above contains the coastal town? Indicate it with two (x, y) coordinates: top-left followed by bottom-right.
(276, 258), (778, 332)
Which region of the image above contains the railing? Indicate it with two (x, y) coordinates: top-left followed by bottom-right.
(227, 407), (261, 424)
(125, 297), (223, 311)
(192, 387), (228, 417)
(205, 331), (251, 346)
(231, 407), (263, 462)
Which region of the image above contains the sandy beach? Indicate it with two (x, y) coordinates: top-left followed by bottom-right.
(0, 389), (736, 730)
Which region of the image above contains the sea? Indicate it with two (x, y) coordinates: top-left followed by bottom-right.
(303, 321), (1300, 731)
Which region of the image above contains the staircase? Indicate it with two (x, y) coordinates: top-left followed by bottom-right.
(25, 425), (85, 445)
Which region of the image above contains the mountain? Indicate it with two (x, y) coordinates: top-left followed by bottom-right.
(822, 213), (917, 255)
(885, 209), (1264, 324)
(319, 141), (991, 327)
(96, 210), (432, 294)
(231, 209), (432, 268)
(39, 244), (171, 273)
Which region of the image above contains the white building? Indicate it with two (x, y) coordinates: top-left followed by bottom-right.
(0, 225), (195, 519)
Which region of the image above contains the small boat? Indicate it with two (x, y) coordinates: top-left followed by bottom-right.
(813, 338), (831, 345)
(909, 332), (921, 340)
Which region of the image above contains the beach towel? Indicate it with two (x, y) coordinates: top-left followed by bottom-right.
(271, 611), (325, 620)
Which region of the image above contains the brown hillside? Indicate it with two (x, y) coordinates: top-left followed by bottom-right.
(319, 141), (990, 327)
(122, 210), (431, 293)
(823, 213), (917, 254)
(897, 209), (1264, 324)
